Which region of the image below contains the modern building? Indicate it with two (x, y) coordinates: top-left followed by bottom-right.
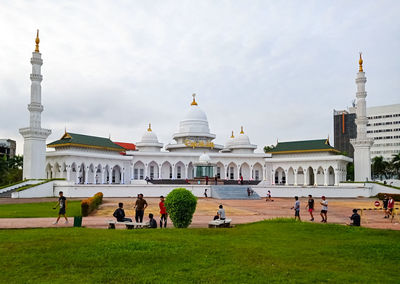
(0, 139), (16, 158)
(334, 104), (400, 161)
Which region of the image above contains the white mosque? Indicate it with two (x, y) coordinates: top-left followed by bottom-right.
(21, 31), (362, 192)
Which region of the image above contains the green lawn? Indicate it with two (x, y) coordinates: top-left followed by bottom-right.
(0, 201), (81, 218)
(0, 219), (399, 283)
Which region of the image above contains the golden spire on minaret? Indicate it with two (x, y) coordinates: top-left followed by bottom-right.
(358, 52), (363, 72)
(35, 29), (40, 52)
(191, 93), (198, 106)
(147, 123), (152, 132)
(231, 131), (235, 138)
(240, 126), (244, 134)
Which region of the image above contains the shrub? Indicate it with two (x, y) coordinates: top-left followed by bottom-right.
(165, 188), (197, 228)
(377, 193), (400, 202)
(81, 192), (103, 217)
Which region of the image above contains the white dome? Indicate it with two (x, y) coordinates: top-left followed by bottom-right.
(234, 127), (251, 146)
(140, 124), (159, 143)
(225, 131), (235, 149)
(199, 153), (211, 163)
(179, 105), (210, 134)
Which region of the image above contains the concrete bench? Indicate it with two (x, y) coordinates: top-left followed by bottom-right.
(107, 220), (147, 229)
(208, 219), (232, 228)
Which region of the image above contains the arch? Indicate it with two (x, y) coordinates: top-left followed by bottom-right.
(187, 162), (194, 179)
(94, 163), (102, 184)
(53, 162), (61, 179)
(239, 163), (251, 180)
(287, 167), (295, 185)
(112, 165), (122, 184)
(328, 166), (335, 186)
(252, 163), (263, 181)
(78, 162), (86, 184)
(70, 162), (78, 183)
(307, 166), (314, 186)
(161, 161), (172, 179)
(216, 162), (225, 179)
(227, 162), (238, 180)
(274, 167), (285, 185)
(147, 161), (159, 180)
(316, 166), (325, 186)
(87, 163), (95, 184)
(46, 163), (52, 179)
(133, 161), (145, 180)
(175, 161), (185, 179)
(104, 164), (111, 184)
(297, 166), (304, 185)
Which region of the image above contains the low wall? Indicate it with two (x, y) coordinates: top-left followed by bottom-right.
(54, 184), (211, 198)
(0, 180), (39, 194)
(11, 182), (55, 198)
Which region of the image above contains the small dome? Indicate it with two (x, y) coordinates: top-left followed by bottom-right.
(199, 153), (211, 163)
(225, 131), (235, 149)
(140, 123), (159, 143)
(234, 126), (251, 146)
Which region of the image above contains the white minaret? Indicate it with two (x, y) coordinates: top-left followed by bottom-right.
(350, 53), (373, 181)
(19, 30), (52, 179)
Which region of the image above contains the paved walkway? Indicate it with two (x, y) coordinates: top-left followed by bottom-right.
(0, 197), (399, 230)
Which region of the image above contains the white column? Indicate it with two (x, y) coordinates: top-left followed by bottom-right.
(225, 166), (228, 179)
(313, 169), (317, 186)
(121, 168), (125, 184)
(101, 167), (105, 184)
(158, 164), (161, 179)
(184, 164), (188, 179)
(334, 169), (339, 186)
(92, 168), (96, 184)
(144, 164), (148, 179)
(285, 169), (288, 186)
(262, 165), (266, 181)
(303, 168), (308, 186)
(66, 166), (71, 182)
(108, 167), (112, 184)
(84, 166), (89, 184)
(76, 167), (80, 184)
(237, 166), (240, 180)
(294, 169), (298, 186)
(171, 165), (175, 179)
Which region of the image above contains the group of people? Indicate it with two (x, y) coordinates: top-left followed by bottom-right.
(382, 195), (396, 222)
(112, 194), (168, 228)
(291, 195), (334, 224)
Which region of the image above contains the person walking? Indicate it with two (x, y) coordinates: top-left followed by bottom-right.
(134, 193), (148, 223)
(387, 196), (395, 222)
(320, 196), (328, 223)
(113, 202), (132, 222)
(265, 190), (273, 202)
(205, 176), (209, 185)
(240, 175), (244, 185)
(382, 195), (389, 218)
(53, 191), (68, 225)
(204, 189), (208, 198)
(159, 196), (168, 228)
(291, 196), (301, 221)
(305, 194), (315, 221)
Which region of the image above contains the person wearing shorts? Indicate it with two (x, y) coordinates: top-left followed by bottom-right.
(320, 196), (328, 223)
(53, 191), (68, 225)
(291, 196), (301, 221)
(387, 196), (395, 222)
(159, 196), (168, 228)
(305, 194), (315, 221)
(382, 195), (389, 218)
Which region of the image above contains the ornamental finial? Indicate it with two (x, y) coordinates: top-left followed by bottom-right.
(191, 93), (198, 106)
(147, 123), (152, 132)
(240, 126), (244, 134)
(231, 131), (234, 138)
(359, 52), (363, 72)
(35, 29), (40, 52)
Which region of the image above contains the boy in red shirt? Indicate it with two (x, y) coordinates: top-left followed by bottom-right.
(159, 196), (168, 228)
(387, 196), (395, 223)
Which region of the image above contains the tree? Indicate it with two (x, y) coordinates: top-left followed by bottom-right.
(165, 188), (197, 228)
(0, 154), (23, 186)
(372, 156), (389, 180)
(391, 152), (400, 178)
(346, 162), (354, 181)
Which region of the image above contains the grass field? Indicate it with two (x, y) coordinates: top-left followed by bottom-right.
(0, 201), (81, 218)
(0, 219), (399, 283)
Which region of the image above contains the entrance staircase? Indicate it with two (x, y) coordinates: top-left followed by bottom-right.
(211, 185), (261, 200)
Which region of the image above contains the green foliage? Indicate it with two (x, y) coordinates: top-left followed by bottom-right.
(377, 193), (400, 201)
(0, 154), (23, 186)
(0, 201), (82, 218)
(346, 162), (354, 181)
(263, 145), (275, 153)
(165, 188), (197, 228)
(81, 192), (103, 217)
(0, 220), (399, 283)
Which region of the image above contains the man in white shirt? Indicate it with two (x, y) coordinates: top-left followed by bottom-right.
(320, 196), (328, 223)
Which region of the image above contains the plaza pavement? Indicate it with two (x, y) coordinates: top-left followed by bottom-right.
(0, 197), (399, 230)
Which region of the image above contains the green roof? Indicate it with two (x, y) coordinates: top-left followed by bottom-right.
(47, 132), (125, 152)
(267, 138), (339, 154)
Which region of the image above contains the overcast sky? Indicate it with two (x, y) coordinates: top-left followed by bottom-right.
(1, 1), (399, 154)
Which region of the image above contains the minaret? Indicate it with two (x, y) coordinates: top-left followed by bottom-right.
(19, 30), (52, 179)
(350, 53), (373, 181)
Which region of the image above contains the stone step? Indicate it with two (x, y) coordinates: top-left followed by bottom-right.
(211, 185), (261, 200)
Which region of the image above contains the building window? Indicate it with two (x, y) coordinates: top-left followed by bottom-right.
(150, 166), (154, 179)
(169, 166), (172, 179)
(217, 167), (221, 179)
(134, 169), (138, 180)
(139, 169), (144, 180)
(177, 166), (181, 179)
(230, 167), (234, 180)
(255, 170), (259, 181)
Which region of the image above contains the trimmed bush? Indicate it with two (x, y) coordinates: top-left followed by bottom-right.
(165, 188), (197, 228)
(81, 192), (103, 217)
(377, 193), (400, 202)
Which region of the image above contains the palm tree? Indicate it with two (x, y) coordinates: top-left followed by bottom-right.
(391, 152), (400, 178)
(372, 156), (389, 180)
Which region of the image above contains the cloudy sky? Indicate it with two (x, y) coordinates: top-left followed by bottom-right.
(1, 1), (399, 154)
